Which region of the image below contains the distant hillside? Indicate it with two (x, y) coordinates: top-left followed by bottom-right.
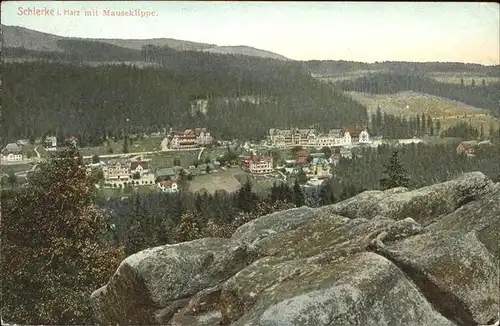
(1, 24), (65, 52)
(335, 72), (500, 117)
(93, 38), (214, 52)
(203, 45), (289, 61)
(303, 60), (500, 77)
(348, 91), (499, 132)
(1, 24), (288, 61)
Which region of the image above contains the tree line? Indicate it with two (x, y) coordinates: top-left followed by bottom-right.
(303, 60), (500, 76)
(369, 106), (442, 138)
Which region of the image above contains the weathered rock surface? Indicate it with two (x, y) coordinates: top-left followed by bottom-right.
(321, 171), (495, 225)
(91, 238), (257, 325)
(91, 172), (500, 326)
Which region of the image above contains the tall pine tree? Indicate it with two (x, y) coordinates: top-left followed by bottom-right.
(379, 150), (414, 190)
(292, 179), (305, 207)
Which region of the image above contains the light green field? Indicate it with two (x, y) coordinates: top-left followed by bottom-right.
(0, 163), (33, 175)
(348, 91), (499, 133)
(188, 167), (243, 194)
(233, 171), (286, 197)
(199, 147), (232, 162)
(315, 70), (388, 83)
(316, 71), (499, 87)
(79, 137), (163, 157)
(148, 150), (201, 169)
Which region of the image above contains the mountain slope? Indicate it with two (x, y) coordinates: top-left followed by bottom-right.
(1, 24), (65, 52)
(348, 91), (499, 131)
(93, 38), (215, 52)
(335, 72), (500, 117)
(1, 24), (288, 61)
(203, 45), (289, 61)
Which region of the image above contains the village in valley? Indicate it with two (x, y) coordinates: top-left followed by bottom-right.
(1, 122), (493, 198)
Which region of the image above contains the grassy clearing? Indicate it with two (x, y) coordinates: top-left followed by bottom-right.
(188, 167), (243, 194)
(315, 70), (387, 83)
(233, 171), (286, 197)
(79, 137), (163, 157)
(199, 147), (231, 162)
(348, 91), (499, 132)
(148, 150), (201, 169)
(421, 136), (462, 145)
(0, 163), (34, 175)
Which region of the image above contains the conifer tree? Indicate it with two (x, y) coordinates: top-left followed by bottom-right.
(292, 179), (305, 207)
(6, 170), (17, 189)
(124, 193), (152, 255)
(379, 150), (414, 190)
(122, 136), (129, 153)
(296, 168), (308, 184)
(174, 210), (202, 243)
(427, 115), (433, 135)
(319, 183), (335, 205)
(237, 178), (255, 212)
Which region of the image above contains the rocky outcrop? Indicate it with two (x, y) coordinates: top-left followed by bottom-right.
(91, 172), (500, 326)
(321, 171), (495, 225)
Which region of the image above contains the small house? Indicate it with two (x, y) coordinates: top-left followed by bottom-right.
(130, 161), (149, 175)
(295, 150), (310, 166)
(158, 180), (178, 193)
(154, 167), (176, 182)
(456, 141), (478, 156)
(43, 136), (58, 151)
(1, 143), (23, 162)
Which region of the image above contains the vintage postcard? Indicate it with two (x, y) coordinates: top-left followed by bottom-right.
(1, 2), (499, 325)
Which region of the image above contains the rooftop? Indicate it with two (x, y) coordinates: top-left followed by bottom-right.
(159, 180), (176, 187)
(155, 167), (175, 176)
(2, 143), (21, 153)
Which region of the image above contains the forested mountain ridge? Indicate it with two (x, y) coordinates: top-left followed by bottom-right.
(1, 60), (368, 145)
(1, 25), (367, 145)
(3, 25), (498, 74)
(334, 72), (500, 117)
(1, 24), (288, 61)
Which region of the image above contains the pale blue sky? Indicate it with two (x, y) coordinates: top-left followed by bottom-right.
(2, 1), (499, 65)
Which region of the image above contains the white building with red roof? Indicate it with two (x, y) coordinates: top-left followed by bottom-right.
(162, 128), (213, 150)
(158, 180), (178, 193)
(242, 155), (274, 174)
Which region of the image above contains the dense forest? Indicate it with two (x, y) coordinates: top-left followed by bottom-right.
(335, 72), (500, 117)
(2, 58), (368, 145)
(303, 60), (500, 76)
(3, 41), (144, 63)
